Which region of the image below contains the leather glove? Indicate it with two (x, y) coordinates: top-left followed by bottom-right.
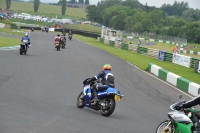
(86, 76), (96, 84)
(176, 105), (183, 110)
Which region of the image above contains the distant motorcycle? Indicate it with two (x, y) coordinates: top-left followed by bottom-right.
(62, 32), (66, 36)
(45, 28), (49, 33)
(76, 78), (124, 117)
(69, 35), (72, 41)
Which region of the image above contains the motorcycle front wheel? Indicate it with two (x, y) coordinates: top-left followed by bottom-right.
(100, 96), (116, 117)
(76, 92), (85, 108)
(156, 120), (175, 133)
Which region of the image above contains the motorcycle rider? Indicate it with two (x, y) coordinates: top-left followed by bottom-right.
(54, 34), (61, 48)
(68, 30), (73, 36)
(68, 30), (73, 39)
(21, 33), (30, 51)
(176, 94), (200, 133)
(86, 64), (115, 103)
(60, 34), (66, 46)
(62, 28), (66, 36)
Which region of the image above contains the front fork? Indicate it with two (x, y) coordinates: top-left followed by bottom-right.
(163, 121), (172, 132)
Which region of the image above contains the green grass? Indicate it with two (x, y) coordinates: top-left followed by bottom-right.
(0, 28), (29, 36)
(0, 36), (20, 47)
(187, 42), (200, 51)
(63, 24), (101, 33)
(74, 34), (200, 84)
(1, 1), (87, 20)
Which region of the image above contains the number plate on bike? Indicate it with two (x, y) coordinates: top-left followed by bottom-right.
(56, 44), (59, 46)
(114, 94), (121, 101)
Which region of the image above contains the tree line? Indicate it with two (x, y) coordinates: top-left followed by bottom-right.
(86, 0), (200, 43)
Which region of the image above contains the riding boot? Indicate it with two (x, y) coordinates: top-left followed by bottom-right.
(90, 88), (99, 103)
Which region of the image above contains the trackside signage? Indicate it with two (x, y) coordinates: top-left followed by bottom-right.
(172, 53), (191, 68)
(158, 50), (166, 61)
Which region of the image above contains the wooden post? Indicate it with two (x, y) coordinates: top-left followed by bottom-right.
(194, 60), (199, 73)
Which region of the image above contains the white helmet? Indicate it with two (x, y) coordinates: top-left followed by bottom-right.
(25, 33), (28, 37)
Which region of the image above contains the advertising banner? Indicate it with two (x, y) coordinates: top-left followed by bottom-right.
(172, 53), (191, 68)
(158, 50), (166, 61)
(198, 61), (200, 73)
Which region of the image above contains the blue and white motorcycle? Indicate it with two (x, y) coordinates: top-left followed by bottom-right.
(76, 78), (124, 117)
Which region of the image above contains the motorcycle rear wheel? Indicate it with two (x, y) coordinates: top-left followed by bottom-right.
(100, 96), (115, 117)
(76, 92), (85, 108)
(156, 120), (175, 133)
(57, 46), (60, 51)
(20, 48), (23, 55)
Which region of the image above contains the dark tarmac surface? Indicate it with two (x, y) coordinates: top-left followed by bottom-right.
(0, 32), (191, 133)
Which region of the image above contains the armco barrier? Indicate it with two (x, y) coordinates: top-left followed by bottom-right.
(20, 26), (101, 38)
(20, 26), (41, 30)
(55, 28), (101, 38)
(148, 63), (200, 97)
(137, 46), (148, 55)
(164, 52), (173, 62)
(190, 58), (200, 68)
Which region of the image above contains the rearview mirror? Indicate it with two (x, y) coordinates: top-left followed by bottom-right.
(179, 94), (182, 100)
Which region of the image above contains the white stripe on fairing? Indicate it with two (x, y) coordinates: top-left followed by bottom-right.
(75, 38), (193, 98)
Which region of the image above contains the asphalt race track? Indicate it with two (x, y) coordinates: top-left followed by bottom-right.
(0, 32), (191, 133)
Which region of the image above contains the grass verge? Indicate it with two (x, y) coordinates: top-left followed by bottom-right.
(0, 36), (20, 47)
(74, 34), (200, 84)
(0, 28), (29, 36)
(63, 24), (101, 33)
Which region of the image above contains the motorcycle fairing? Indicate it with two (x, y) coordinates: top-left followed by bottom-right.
(83, 87), (123, 108)
(173, 122), (193, 133)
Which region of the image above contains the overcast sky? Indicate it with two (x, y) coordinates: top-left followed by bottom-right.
(39, 0), (200, 9)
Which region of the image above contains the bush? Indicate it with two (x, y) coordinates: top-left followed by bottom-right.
(10, 23), (18, 29)
(0, 19), (12, 25)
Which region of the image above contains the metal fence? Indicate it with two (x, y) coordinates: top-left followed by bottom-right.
(123, 32), (187, 45)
